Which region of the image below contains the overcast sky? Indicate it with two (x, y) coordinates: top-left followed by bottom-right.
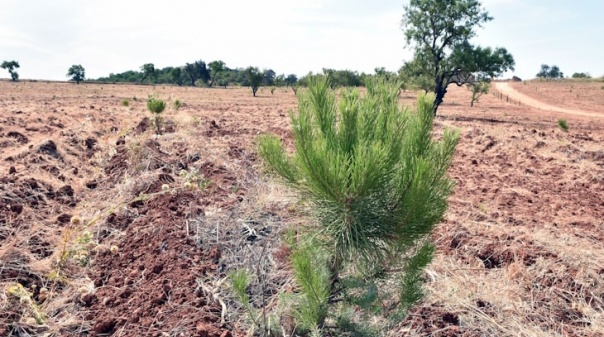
(1, 0), (602, 81)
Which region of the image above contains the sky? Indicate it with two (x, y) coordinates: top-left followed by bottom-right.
(0, 0), (602, 81)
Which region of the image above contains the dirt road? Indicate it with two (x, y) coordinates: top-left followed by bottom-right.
(493, 82), (603, 118)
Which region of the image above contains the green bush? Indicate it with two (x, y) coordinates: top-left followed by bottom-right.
(147, 96), (166, 134)
(258, 76), (459, 333)
(121, 99), (129, 107)
(173, 99), (182, 110)
(557, 119), (569, 132)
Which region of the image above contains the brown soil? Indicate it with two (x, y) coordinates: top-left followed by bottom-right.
(1, 80), (603, 337)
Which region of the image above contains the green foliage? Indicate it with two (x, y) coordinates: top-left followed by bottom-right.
(245, 67), (263, 97)
(146, 96), (166, 114)
(121, 99), (129, 107)
(399, 58), (434, 93)
(185, 60), (210, 86)
(67, 64), (85, 84)
(147, 96), (166, 135)
(170, 67), (184, 86)
(537, 64), (563, 79)
(322, 68), (364, 88)
(571, 72), (591, 79)
(208, 60), (226, 87)
(398, 243), (435, 311)
(258, 76), (459, 333)
(1, 60), (20, 81)
(173, 99), (182, 110)
(95, 63), (284, 89)
(291, 241), (330, 334)
(229, 269), (252, 314)
(263, 69), (276, 86)
(140, 63), (156, 84)
(401, 0), (515, 114)
(286, 74), (298, 87)
(467, 77), (490, 106)
(557, 119), (569, 132)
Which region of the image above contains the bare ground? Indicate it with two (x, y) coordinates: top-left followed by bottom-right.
(0, 80), (602, 337)
(493, 81), (603, 118)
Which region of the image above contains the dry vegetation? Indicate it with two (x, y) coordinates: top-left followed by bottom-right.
(0, 80), (602, 336)
(510, 79), (604, 114)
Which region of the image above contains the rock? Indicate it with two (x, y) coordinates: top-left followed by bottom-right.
(57, 185), (74, 197)
(37, 140), (61, 159)
(7, 131), (28, 144)
(84, 137), (97, 150)
(93, 318), (116, 334)
(57, 213), (72, 224)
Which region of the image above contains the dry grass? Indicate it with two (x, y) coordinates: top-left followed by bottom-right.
(0, 80), (602, 336)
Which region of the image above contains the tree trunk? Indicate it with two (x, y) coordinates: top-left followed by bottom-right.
(433, 76), (447, 115)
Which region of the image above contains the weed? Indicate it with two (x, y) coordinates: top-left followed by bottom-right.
(121, 99), (129, 107)
(191, 115), (201, 127)
(173, 99), (182, 110)
(557, 119), (569, 132)
(7, 283), (46, 324)
(179, 167), (211, 190)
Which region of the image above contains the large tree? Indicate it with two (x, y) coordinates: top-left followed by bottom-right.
(184, 60), (210, 86)
(401, 0), (515, 114)
(208, 60), (226, 87)
(537, 64), (563, 79)
(285, 74), (298, 87)
(67, 64), (85, 84)
(140, 63), (156, 84)
(170, 67), (184, 86)
(1, 60), (20, 81)
(245, 67), (263, 97)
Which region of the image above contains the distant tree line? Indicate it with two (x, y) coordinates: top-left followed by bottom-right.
(536, 64), (563, 79)
(94, 60), (301, 89)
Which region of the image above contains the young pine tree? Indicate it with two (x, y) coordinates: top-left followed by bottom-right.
(258, 76), (459, 334)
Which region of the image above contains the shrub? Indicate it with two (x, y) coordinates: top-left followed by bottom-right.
(147, 96), (166, 134)
(121, 99), (129, 107)
(557, 119), (569, 132)
(258, 76), (459, 333)
(173, 99), (182, 110)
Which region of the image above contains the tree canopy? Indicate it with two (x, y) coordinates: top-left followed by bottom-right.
(245, 67), (263, 97)
(140, 63), (156, 84)
(537, 64), (564, 79)
(208, 60), (226, 87)
(184, 60), (210, 86)
(1, 60), (20, 81)
(67, 64), (85, 84)
(571, 72), (591, 79)
(401, 0), (515, 114)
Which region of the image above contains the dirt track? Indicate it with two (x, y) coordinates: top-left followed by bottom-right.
(494, 82), (603, 118)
